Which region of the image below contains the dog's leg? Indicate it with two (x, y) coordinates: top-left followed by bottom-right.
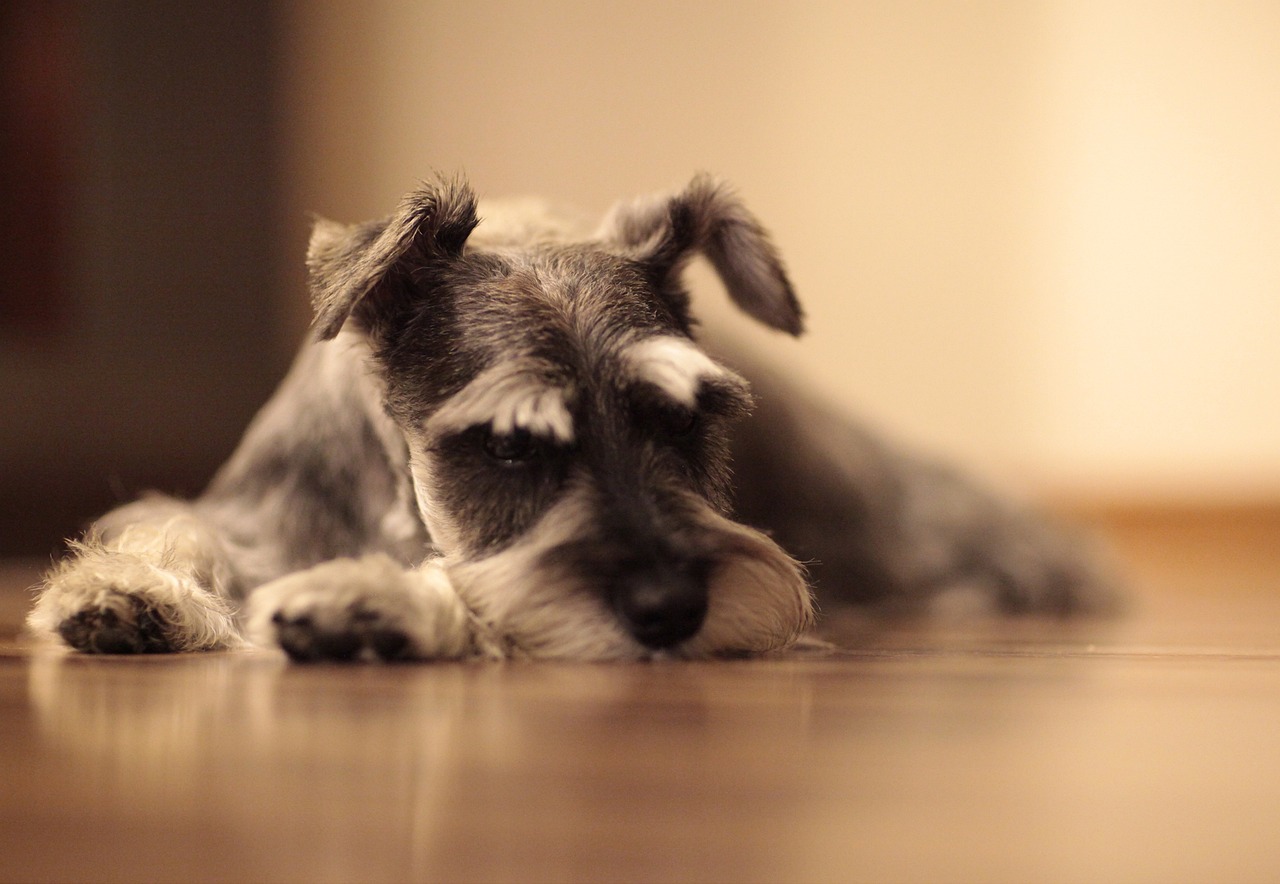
(31, 330), (429, 655)
(245, 554), (475, 662)
(28, 496), (243, 653)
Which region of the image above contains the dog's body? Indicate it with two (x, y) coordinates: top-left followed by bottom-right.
(29, 175), (1111, 661)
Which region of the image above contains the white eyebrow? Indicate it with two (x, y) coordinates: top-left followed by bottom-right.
(427, 364), (575, 442)
(621, 335), (730, 408)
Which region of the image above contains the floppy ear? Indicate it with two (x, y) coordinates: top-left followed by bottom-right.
(597, 174), (804, 336)
(306, 177), (479, 341)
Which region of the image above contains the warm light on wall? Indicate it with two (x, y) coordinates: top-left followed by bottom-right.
(280, 0), (1280, 500)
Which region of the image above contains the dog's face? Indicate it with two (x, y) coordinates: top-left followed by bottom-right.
(306, 176), (814, 659)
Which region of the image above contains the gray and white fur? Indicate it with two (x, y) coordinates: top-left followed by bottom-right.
(28, 174), (1113, 662)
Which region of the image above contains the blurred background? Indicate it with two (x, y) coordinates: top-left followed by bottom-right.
(3, 0), (1278, 559)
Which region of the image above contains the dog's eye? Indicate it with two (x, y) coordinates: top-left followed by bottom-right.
(653, 404), (699, 441)
(482, 428), (538, 465)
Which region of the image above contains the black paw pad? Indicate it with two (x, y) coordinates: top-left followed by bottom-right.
(271, 609), (412, 663)
(57, 596), (175, 654)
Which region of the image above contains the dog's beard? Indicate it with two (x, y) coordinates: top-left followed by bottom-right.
(680, 511), (814, 657)
(444, 491), (814, 660)
(443, 494), (642, 660)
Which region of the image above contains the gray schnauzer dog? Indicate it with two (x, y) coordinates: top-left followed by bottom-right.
(29, 174), (1112, 661)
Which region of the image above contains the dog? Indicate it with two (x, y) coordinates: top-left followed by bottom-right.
(28, 174), (1113, 661)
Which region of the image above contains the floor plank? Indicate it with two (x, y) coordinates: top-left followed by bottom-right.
(2, 510), (1278, 884)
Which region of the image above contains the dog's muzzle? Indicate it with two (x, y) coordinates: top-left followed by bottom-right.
(610, 557), (711, 649)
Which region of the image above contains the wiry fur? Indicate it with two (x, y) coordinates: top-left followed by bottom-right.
(622, 336), (735, 409)
(29, 504), (243, 653)
(28, 173), (1114, 662)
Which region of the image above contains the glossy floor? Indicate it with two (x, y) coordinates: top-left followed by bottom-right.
(2, 510), (1278, 883)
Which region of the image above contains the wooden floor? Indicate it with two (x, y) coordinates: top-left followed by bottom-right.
(2, 507), (1278, 884)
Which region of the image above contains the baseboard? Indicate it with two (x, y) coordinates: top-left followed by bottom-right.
(1047, 497), (1280, 597)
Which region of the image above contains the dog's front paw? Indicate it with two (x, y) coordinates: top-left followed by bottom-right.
(52, 592), (172, 654)
(246, 555), (473, 662)
(28, 545), (241, 653)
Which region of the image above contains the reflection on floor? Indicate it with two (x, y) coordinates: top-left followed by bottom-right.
(2, 504), (1277, 883)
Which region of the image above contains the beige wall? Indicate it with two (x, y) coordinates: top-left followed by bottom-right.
(1027, 2), (1280, 498)
(280, 1), (1280, 501)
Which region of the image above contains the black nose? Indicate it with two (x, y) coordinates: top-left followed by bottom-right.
(612, 564), (709, 649)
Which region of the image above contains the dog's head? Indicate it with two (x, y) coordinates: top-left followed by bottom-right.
(305, 174), (813, 659)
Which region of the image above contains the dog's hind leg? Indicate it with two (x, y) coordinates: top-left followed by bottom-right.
(726, 352), (1120, 618)
(28, 496), (244, 653)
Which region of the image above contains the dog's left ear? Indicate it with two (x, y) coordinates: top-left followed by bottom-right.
(597, 174), (804, 336)
(307, 177), (479, 341)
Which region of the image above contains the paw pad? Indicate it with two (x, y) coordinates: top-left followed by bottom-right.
(56, 595), (174, 654)
(270, 608), (412, 663)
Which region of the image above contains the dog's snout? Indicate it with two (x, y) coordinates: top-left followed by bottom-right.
(612, 563), (709, 649)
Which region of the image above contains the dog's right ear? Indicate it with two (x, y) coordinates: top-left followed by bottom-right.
(307, 178), (479, 341)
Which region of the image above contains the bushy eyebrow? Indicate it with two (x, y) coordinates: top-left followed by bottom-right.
(621, 336), (725, 405)
(426, 362), (575, 442)
(620, 335), (752, 416)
